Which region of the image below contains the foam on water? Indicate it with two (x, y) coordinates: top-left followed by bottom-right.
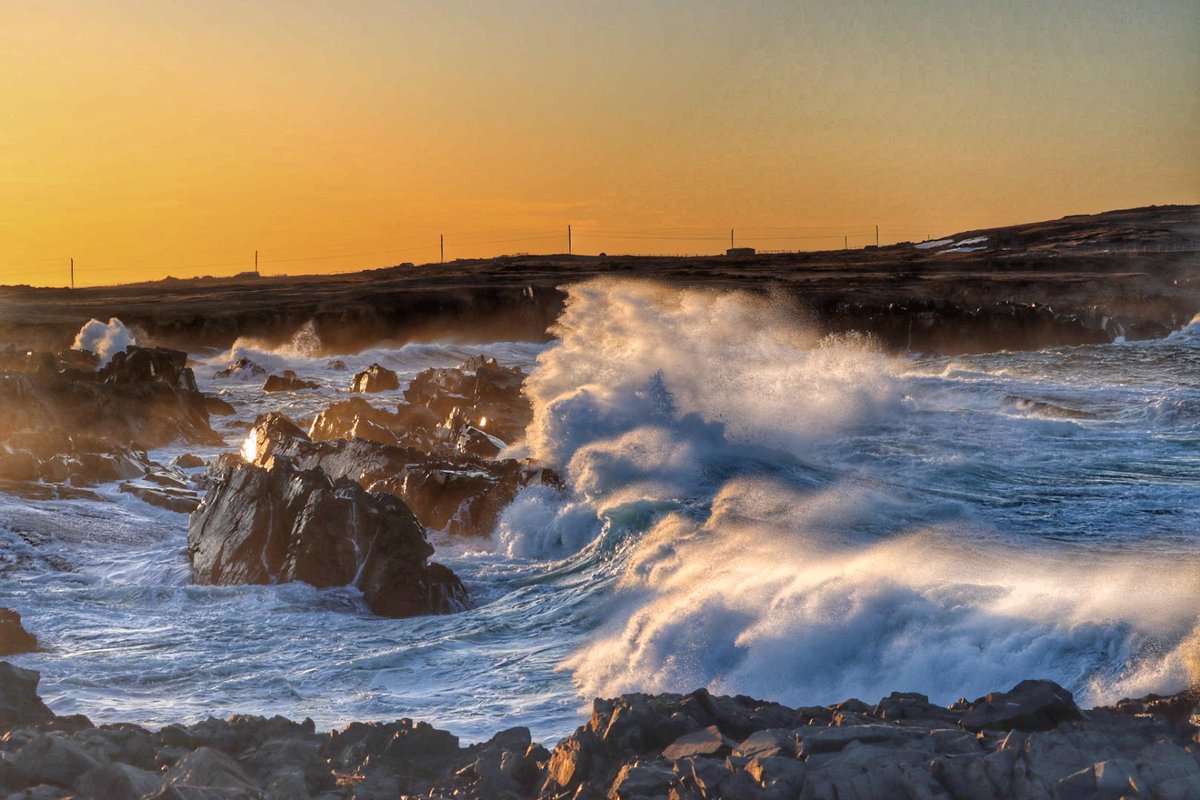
(3, 281), (1198, 740)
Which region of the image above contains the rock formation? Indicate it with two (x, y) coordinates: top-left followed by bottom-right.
(262, 370), (319, 393)
(188, 456), (468, 618)
(1, 663), (1198, 799)
(0, 610), (39, 657)
(350, 363), (399, 393)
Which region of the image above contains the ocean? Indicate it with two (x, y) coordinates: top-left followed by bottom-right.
(2, 279), (1197, 744)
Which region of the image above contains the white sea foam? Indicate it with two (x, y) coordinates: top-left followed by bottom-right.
(565, 477), (1200, 707)
(72, 317), (136, 365)
(497, 278), (1200, 709)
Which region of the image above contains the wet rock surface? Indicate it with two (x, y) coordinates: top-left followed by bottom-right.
(241, 410), (557, 537)
(1, 665), (1197, 799)
(0, 345), (222, 502)
(349, 363), (398, 393)
(237, 356), (557, 537)
(187, 456), (468, 618)
(261, 371), (319, 393)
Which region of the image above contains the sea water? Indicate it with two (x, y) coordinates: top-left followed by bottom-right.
(2, 279), (1197, 743)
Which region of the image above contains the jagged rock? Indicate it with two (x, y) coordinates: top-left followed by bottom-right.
(0, 346), (220, 477)
(404, 356), (531, 448)
(0, 610), (40, 656)
(0, 663), (54, 727)
(213, 358), (266, 379)
(242, 411), (560, 536)
(262, 370), (319, 393)
(959, 679), (1084, 732)
(187, 457), (468, 618)
(325, 359), (347, 371)
(350, 363), (399, 393)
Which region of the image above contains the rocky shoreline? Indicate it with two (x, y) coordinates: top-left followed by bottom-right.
(0, 661), (1197, 799)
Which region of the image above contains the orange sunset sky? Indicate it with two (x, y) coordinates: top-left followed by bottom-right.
(2, 1), (1198, 287)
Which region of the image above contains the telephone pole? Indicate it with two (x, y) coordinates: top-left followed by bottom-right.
(568, 225), (572, 255)
(70, 258), (74, 289)
(440, 234), (444, 264)
(875, 226), (879, 248)
(254, 250), (259, 276)
(730, 228), (734, 250)
(844, 236), (848, 250)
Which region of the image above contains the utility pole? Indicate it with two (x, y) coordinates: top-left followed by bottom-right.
(70, 258), (74, 289)
(844, 236), (848, 251)
(730, 228), (734, 250)
(568, 224), (572, 256)
(440, 234), (444, 264)
(875, 226), (879, 248)
(254, 250), (259, 276)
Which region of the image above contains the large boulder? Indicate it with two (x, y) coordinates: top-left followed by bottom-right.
(350, 363), (400, 393)
(959, 679), (1085, 732)
(0, 610), (40, 656)
(262, 371), (319, 393)
(0, 662), (54, 728)
(187, 456), (468, 618)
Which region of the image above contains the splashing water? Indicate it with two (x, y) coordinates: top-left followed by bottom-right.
(72, 317), (137, 365)
(5, 279), (1199, 741)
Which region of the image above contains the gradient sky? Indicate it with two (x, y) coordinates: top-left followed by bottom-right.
(2, 1), (1197, 287)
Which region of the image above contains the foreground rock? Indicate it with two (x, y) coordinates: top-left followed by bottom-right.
(0, 611), (38, 657)
(1, 663), (1198, 800)
(188, 456), (468, 618)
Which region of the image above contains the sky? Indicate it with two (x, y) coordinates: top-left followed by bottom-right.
(1, 1), (1197, 287)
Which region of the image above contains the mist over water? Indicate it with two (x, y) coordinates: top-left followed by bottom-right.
(3, 279), (1198, 742)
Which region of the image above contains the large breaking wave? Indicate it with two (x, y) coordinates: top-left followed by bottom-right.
(502, 278), (1200, 709)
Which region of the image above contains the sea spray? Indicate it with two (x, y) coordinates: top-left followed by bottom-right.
(72, 317), (137, 365)
(496, 278), (1200, 708)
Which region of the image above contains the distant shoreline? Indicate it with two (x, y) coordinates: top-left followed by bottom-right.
(1, 205), (1196, 357)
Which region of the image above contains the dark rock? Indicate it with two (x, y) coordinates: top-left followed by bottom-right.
(165, 747), (261, 796)
(0, 346), (219, 465)
(172, 453), (206, 470)
(120, 482), (201, 513)
(203, 396), (236, 416)
(73, 762), (164, 800)
(242, 411), (560, 536)
(350, 363), (399, 393)
(11, 735), (102, 788)
(263, 370), (319, 393)
(959, 679), (1085, 732)
(872, 690), (960, 723)
(187, 457), (468, 618)
(0, 662), (54, 728)
(213, 358), (266, 379)
(0, 610), (40, 656)
(325, 359), (347, 371)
